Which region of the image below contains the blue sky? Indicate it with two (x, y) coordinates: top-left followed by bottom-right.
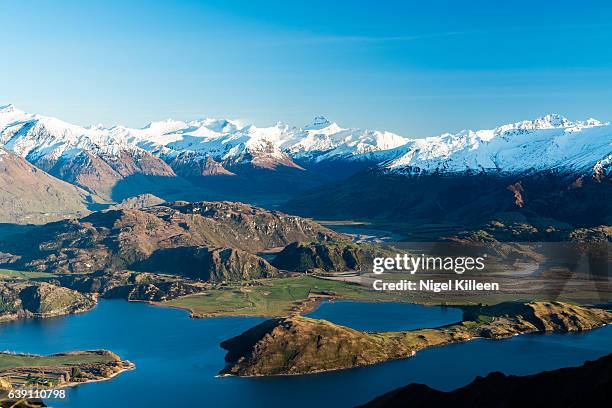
(1, 0), (612, 136)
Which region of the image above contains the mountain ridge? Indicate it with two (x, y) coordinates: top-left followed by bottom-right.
(3, 105), (609, 178)
(1, 105), (610, 225)
(0, 201), (345, 277)
(384, 114), (610, 176)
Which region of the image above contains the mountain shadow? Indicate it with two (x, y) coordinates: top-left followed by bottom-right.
(186, 165), (332, 208)
(110, 174), (218, 203)
(284, 169), (612, 228)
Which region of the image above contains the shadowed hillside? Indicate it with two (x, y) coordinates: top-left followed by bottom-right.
(361, 353), (612, 407)
(0, 201), (345, 280)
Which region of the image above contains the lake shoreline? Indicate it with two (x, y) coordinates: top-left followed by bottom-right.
(1, 299), (611, 407)
(0, 350), (134, 393)
(220, 302), (612, 377)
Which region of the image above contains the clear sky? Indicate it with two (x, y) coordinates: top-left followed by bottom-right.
(2, 0), (612, 136)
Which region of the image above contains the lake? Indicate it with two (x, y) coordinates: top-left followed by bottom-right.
(0, 300), (610, 407)
(306, 300), (463, 331)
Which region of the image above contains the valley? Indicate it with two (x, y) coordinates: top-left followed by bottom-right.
(161, 276), (403, 318)
(0, 195), (608, 326)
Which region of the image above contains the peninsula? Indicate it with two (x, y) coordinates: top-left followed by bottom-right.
(0, 350), (134, 397)
(219, 301), (612, 376)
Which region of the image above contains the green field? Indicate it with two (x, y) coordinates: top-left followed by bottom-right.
(0, 353), (114, 371)
(163, 275), (403, 317)
(0, 268), (55, 280)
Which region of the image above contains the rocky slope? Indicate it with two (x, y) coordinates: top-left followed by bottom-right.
(361, 353), (612, 408)
(0, 148), (98, 224)
(220, 302), (612, 376)
(271, 241), (387, 272)
(52, 270), (209, 302)
(0, 201), (343, 279)
(107, 193), (165, 210)
(47, 148), (179, 200)
(133, 246), (278, 282)
(0, 281), (95, 322)
(569, 225), (612, 242)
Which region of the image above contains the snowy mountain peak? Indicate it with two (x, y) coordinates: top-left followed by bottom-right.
(0, 104), (29, 120)
(385, 114), (611, 175)
(531, 113), (572, 128)
(491, 114), (573, 136)
(87, 123), (106, 130)
(305, 115), (332, 130)
(0, 104), (17, 113)
(583, 117), (607, 127)
(143, 119), (188, 135)
(196, 118), (241, 133)
(0, 105), (609, 180)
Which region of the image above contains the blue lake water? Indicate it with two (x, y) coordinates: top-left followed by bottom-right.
(306, 300), (463, 331)
(0, 300), (610, 408)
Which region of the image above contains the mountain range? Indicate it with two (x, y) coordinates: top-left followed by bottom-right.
(285, 114), (612, 232)
(1, 104), (610, 229)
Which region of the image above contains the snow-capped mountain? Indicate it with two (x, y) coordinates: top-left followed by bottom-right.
(285, 116), (409, 162)
(1, 105), (610, 203)
(0, 105), (411, 164)
(384, 114), (611, 178)
(1, 104), (611, 228)
(0, 104), (176, 199)
(133, 119), (303, 172)
(283, 114), (612, 227)
(123, 114), (411, 173)
(0, 105), (414, 196)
